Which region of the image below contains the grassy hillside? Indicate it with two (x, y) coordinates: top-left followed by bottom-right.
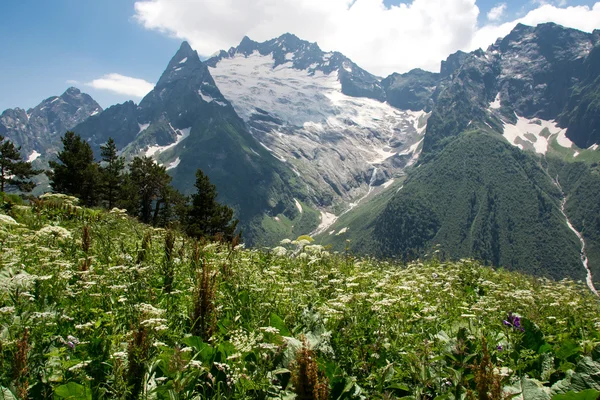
(0, 196), (599, 399)
(360, 130), (585, 282)
(549, 158), (600, 285)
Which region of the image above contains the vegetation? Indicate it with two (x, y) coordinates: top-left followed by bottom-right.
(99, 138), (125, 210)
(185, 169), (238, 241)
(46, 132), (237, 242)
(549, 157), (600, 285)
(0, 197), (599, 398)
(0, 135), (39, 193)
(347, 131), (585, 282)
(47, 131), (101, 207)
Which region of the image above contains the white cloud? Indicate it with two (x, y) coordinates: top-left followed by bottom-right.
(66, 79), (80, 85)
(487, 3), (507, 21)
(472, 3), (600, 51)
(85, 73), (154, 97)
(133, 0), (600, 75)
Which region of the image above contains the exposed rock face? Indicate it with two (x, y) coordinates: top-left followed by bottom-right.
(72, 42), (312, 245)
(381, 69), (439, 111)
(424, 22), (600, 154)
(0, 87), (101, 158)
(207, 33), (386, 101)
(208, 34), (428, 210)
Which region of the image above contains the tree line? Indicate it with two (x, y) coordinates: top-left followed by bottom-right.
(0, 132), (238, 241)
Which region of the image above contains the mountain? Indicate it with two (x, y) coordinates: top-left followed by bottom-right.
(320, 22), (600, 285)
(381, 69), (439, 111)
(206, 34), (428, 221)
(0, 87), (101, 161)
(559, 44), (600, 148)
(72, 42), (318, 245)
(425, 23), (600, 156)
(4, 24), (600, 284)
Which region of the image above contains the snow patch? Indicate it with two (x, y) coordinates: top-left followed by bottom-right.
(336, 227), (348, 235)
(502, 115), (572, 154)
(166, 157), (181, 170)
(90, 109), (100, 116)
(589, 144), (599, 151)
(198, 90), (214, 103)
(313, 211), (338, 235)
(294, 198), (303, 213)
(556, 130), (574, 148)
(489, 93), (501, 109)
(146, 126), (191, 157)
(382, 179), (395, 189)
(138, 123), (150, 134)
(50, 97), (59, 104)
(27, 150), (41, 162)
(179, 57), (188, 64)
(285, 52), (294, 61)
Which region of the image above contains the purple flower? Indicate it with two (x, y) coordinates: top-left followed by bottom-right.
(67, 341), (75, 350)
(497, 345), (503, 351)
(503, 313), (525, 332)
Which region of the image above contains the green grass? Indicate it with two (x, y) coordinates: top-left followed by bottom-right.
(316, 177), (406, 252)
(547, 134), (600, 164)
(0, 197), (600, 399)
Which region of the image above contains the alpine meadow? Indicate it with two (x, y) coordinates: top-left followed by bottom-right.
(1, 1), (600, 398)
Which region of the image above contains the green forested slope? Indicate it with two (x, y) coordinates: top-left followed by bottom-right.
(362, 131), (583, 281)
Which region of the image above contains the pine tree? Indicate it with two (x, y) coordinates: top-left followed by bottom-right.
(100, 137), (125, 209)
(185, 169), (238, 240)
(128, 156), (172, 224)
(0, 135), (40, 193)
(47, 131), (101, 206)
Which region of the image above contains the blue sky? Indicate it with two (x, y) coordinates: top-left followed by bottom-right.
(1, 0), (599, 111)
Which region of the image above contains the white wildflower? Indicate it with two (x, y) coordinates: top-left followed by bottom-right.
(0, 214), (19, 226)
(37, 226), (72, 241)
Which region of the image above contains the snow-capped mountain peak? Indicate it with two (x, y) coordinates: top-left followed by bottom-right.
(207, 34), (385, 101)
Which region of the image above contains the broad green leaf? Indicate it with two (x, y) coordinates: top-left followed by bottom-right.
(552, 389), (600, 400)
(54, 382), (91, 400)
(556, 340), (582, 361)
(0, 387), (17, 400)
(269, 313), (291, 337)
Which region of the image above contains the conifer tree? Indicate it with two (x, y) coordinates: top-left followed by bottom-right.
(100, 137), (125, 209)
(128, 156), (172, 224)
(185, 169), (238, 240)
(0, 135), (40, 193)
(47, 131), (100, 206)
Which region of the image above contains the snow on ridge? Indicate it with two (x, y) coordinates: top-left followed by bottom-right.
(138, 123), (150, 134)
(198, 90), (214, 103)
(27, 150), (41, 162)
(145, 126), (191, 157)
(210, 50), (429, 212)
(489, 93), (501, 109)
(198, 90), (227, 107)
(166, 157), (181, 170)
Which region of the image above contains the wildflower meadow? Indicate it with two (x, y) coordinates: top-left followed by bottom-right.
(0, 195), (599, 399)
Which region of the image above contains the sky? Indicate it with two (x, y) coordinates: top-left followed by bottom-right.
(1, 0), (600, 112)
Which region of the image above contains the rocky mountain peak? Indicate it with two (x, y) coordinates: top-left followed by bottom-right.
(155, 41), (208, 88)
